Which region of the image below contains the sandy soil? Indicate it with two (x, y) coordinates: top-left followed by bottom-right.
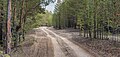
(42, 27), (95, 57)
(49, 27), (120, 57)
(11, 27), (107, 57)
(11, 28), (54, 57)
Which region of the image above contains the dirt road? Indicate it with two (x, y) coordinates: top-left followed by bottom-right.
(12, 27), (95, 57)
(11, 28), (54, 57)
(41, 27), (94, 57)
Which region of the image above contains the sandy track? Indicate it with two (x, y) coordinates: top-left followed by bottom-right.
(41, 27), (94, 57)
(27, 29), (54, 57)
(42, 27), (66, 57)
(11, 28), (54, 57)
(12, 27), (95, 57)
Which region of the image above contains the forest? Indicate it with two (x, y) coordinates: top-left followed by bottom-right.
(0, 0), (120, 57)
(0, 0), (53, 56)
(53, 0), (120, 40)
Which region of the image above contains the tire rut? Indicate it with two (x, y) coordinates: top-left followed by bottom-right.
(56, 37), (78, 57)
(43, 28), (78, 57)
(15, 29), (54, 57)
(42, 27), (94, 57)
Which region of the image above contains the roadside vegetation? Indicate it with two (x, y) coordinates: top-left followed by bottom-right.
(0, 0), (120, 57)
(53, 0), (120, 41)
(52, 0), (120, 57)
(0, 0), (53, 56)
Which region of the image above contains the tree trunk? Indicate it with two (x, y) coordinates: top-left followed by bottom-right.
(0, 2), (3, 46)
(93, 0), (97, 39)
(13, 0), (18, 47)
(5, 0), (12, 54)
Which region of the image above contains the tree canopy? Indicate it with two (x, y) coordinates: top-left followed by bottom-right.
(0, 0), (54, 54)
(53, 0), (120, 39)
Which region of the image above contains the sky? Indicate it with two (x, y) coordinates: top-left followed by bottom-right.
(45, 1), (57, 13)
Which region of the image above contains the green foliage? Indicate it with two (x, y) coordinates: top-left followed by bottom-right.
(0, 51), (3, 54)
(0, 0), (54, 54)
(0, 51), (10, 57)
(4, 54), (10, 57)
(53, 0), (120, 38)
(25, 11), (53, 31)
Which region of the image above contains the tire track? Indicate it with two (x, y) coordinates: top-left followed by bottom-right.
(19, 29), (54, 57)
(42, 27), (94, 57)
(41, 27), (66, 57)
(43, 28), (77, 57)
